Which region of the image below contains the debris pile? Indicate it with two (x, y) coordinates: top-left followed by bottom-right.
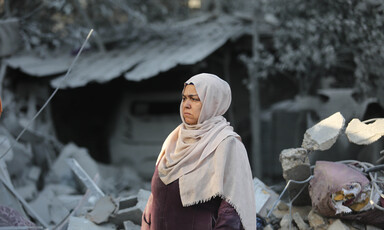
(1, 109), (384, 230)
(0, 132), (151, 229)
(258, 112), (384, 230)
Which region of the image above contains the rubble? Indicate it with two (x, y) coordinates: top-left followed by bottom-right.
(269, 112), (384, 230)
(279, 148), (311, 205)
(301, 112), (345, 151)
(86, 196), (117, 224)
(307, 209), (327, 230)
(327, 219), (350, 230)
(345, 118), (384, 145)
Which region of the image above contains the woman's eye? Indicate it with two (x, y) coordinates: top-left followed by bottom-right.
(192, 98), (200, 101)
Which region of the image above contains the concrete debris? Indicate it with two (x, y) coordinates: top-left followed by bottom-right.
(292, 212), (309, 230)
(307, 210), (327, 230)
(345, 118), (384, 145)
(67, 216), (115, 230)
(1, 107), (382, 230)
(67, 158), (105, 204)
(301, 112), (345, 151)
(279, 148), (311, 205)
(109, 190), (151, 227)
(274, 111), (384, 229)
(280, 148), (310, 181)
(280, 213), (294, 230)
(124, 220), (141, 230)
(366, 224), (383, 230)
(327, 219), (349, 230)
(15, 183), (37, 201)
(86, 196), (117, 224)
(48, 143), (99, 188)
(263, 224), (274, 230)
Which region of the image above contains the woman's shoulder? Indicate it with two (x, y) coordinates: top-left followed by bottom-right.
(221, 134), (242, 145)
(217, 134), (246, 153)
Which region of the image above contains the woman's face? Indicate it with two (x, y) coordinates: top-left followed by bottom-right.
(182, 84), (202, 125)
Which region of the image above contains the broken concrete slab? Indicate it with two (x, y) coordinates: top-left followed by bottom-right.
(86, 196), (117, 224)
(28, 187), (54, 226)
(47, 143), (99, 188)
(67, 158), (105, 204)
(108, 190), (151, 227)
(57, 194), (84, 211)
(15, 183), (37, 201)
(67, 216), (115, 230)
(301, 112), (345, 151)
(96, 163), (143, 197)
(279, 148), (311, 206)
(280, 148), (310, 181)
(50, 199), (70, 226)
(110, 202), (142, 226)
(345, 118), (384, 145)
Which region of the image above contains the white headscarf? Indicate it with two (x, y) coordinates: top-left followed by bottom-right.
(157, 73), (256, 230)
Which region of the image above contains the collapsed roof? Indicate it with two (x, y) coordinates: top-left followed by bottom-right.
(6, 14), (254, 89)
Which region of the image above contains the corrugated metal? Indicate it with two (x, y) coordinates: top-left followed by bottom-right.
(6, 15), (250, 89)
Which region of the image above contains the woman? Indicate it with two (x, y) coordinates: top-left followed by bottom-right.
(141, 73), (256, 230)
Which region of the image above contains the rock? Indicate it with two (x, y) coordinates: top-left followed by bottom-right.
(280, 213), (297, 230)
(307, 209), (327, 230)
(301, 112), (345, 151)
(263, 224), (274, 230)
(48, 143), (99, 189)
(87, 196), (117, 224)
(327, 219), (349, 230)
(279, 148), (311, 206)
(280, 148), (310, 181)
(15, 183), (37, 201)
(292, 212), (309, 230)
(345, 118), (384, 145)
(366, 224), (383, 230)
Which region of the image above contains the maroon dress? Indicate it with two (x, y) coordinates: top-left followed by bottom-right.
(147, 166), (243, 230)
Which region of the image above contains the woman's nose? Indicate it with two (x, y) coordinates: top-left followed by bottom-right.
(184, 100), (191, 108)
